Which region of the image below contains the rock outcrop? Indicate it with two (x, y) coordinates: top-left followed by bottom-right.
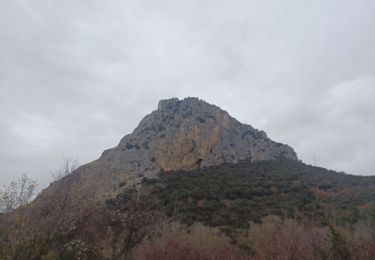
(40, 97), (297, 202)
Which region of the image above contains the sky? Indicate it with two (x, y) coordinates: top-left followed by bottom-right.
(0, 0), (375, 187)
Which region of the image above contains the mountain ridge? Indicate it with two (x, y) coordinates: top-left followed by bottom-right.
(57, 97), (297, 202)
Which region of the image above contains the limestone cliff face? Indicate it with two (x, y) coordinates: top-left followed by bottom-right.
(40, 98), (298, 202)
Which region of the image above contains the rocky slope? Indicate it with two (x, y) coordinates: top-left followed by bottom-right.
(41, 97), (297, 203)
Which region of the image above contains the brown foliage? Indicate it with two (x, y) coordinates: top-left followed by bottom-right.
(144, 239), (249, 260)
(344, 222), (375, 260)
(242, 216), (331, 260)
(103, 189), (162, 259)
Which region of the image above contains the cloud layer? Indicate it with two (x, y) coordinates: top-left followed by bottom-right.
(1, 0), (374, 186)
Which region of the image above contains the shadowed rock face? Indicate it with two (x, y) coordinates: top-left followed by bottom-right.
(40, 98), (298, 202)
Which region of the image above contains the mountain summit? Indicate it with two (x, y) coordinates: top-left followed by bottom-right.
(56, 98), (295, 199)
(104, 97), (296, 171)
(42, 97), (297, 202)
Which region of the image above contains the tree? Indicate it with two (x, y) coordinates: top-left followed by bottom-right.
(0, 174), (38, 213)
(245, 216), (331, 260)
(106, 188), (162, 259)
(51, 157), (79, 182)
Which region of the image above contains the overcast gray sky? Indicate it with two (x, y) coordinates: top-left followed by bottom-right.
(1, 0), (375, 187)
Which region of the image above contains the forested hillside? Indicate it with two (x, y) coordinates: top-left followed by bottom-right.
(146, 159), (375, 229)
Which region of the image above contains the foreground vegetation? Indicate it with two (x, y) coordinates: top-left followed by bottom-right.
(1, 159), (375, 259)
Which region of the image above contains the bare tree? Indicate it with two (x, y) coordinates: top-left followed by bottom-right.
(106, 188), (162, 259)
(51, 157), (79, 182)
(0, 174), (38, 213)
(245, 216), (332, 260)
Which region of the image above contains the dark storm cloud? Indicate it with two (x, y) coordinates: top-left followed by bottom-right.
(1, 0), (374, 186)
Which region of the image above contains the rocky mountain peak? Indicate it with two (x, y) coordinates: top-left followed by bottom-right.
(136, 97), (233, 135)
(100, 97), (297, 180)
(157, 97), (219, 114)
(39, 97), (298, 202)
